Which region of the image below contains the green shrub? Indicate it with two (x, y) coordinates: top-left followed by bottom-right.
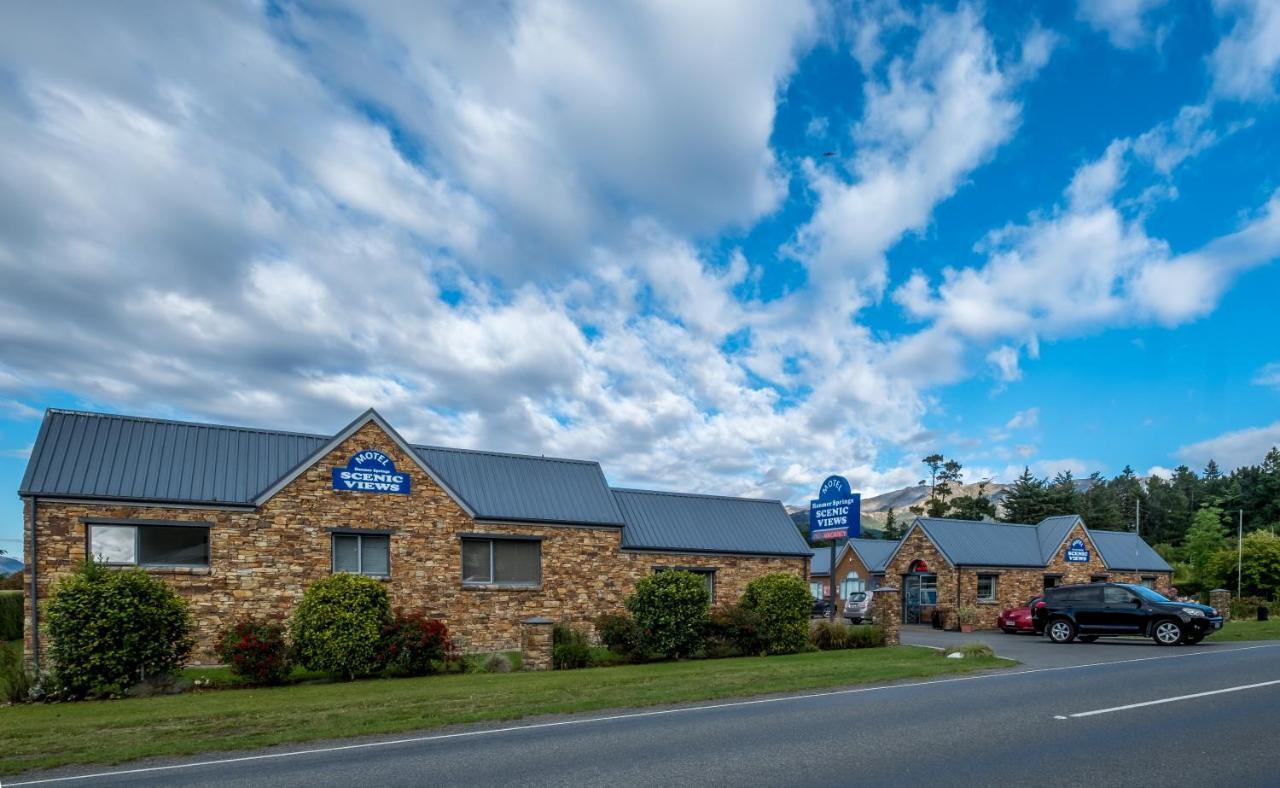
(215, 620), (293, 686)
(810, 621), (885, 650)
(586, 646), (629, 667)
(382, 612), (453, 677)
(0, 590), (22, 641)
(44, 561), (193, 698)
(705, 604), (762, 657)
(625, 571), (709, 659)
(481, 653), (512, 673)
(741, 572), (812, 655)
(596, 613), (643, 659)
(552, 623), (591, 670)
(944, 642), (995, 659)
(291, 574), (391, 680)
(1, 641), (32, 703)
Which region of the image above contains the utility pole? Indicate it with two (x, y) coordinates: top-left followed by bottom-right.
(1237, 509), (1244, 599)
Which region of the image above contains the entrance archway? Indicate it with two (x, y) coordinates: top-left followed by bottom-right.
(903, 559), (937, 625)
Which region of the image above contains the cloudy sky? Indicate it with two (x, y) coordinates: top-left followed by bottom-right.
(3, 0), (1280, 556)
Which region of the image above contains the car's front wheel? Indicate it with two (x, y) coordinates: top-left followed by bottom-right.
(1153, 619), (1184, 646)
(1048, 618), (1076, 643)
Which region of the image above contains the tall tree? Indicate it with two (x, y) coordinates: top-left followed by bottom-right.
(883, 507), (901, 540)
(1043, 470), (1082, 517)
(1186, 505), (1229, 585)
(1001, 467), (1048, 524)
(1109, 465), (1146, 534)
(909, 454), (963, 518)
(1081, 471), (1124, 530)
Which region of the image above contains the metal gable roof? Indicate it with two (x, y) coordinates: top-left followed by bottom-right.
(808, 540), (847, 576)
(613, 488), (812, 556)
(915, 518), (1045, 567)
(1089, 530), (1173, 572)
(846, 538), (898, 573)
(19, 409), (328, 505)
(412, 445), (624, 526)
(1036, 515), (1081, 563)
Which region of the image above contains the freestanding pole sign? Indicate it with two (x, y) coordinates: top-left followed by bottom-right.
(809, 475), (861, 621)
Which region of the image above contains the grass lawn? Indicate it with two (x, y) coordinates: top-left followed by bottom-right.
(0, 646), (1010, 775)
(1206, 618), (1280, 642)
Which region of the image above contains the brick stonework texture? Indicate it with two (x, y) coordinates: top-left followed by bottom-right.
(880, 523), (1171, 631)
(520, 618), (553, 671)
(1210, 589), (1231, 620)
(873, 587), (901, 646)
(26, 421), (805, 665)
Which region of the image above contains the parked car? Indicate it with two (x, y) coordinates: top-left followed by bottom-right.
(1033, 583), (1222, 646)
(843, 589), (877, 623)
(998, 596), (1043, 633)
(812, 598), (834, 618)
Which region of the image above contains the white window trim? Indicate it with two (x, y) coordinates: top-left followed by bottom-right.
(977, 573), (998, 602)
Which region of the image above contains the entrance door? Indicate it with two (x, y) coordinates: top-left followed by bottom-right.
(903, 572), (938, 624)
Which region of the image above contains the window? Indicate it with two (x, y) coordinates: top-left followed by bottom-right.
(1103, 586), (1137, 605)
(1090, 575), (1109, 583)
(655, 566), (716, 603)
(462, 537), (541, 586)
(88, 522), (210, 567)
(841, 571), (865, 599)
(1043, 575), (1060, 589)
(977, 574), (998, 602)
(1141, 576), (1157, 590)
(810, 581), (825, 599)
(332, 533), (390, 577)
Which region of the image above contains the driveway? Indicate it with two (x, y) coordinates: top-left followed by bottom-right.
(901, 625), (1238, 667)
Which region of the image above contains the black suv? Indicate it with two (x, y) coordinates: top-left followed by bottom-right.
(1033, 583), (1223, 646)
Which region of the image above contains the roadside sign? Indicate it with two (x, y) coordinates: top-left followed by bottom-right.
(809, 475), (860, 542)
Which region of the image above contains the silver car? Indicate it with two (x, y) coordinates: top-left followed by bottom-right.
(843, 589), (878, 624)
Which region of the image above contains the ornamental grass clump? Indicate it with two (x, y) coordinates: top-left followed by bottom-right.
(216, 620), (293, 686)
(291, 574), (391, 680)
(625, 571), (709, 659)
(740, 572), (812, 655)
(44, 560), (193, 699)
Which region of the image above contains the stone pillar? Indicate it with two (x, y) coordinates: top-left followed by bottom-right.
(520, 617), (554, 671)
(873, 586), (901, 647)
(1210, 589), (1231, 621)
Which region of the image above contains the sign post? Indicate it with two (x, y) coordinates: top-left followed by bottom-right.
(809, 475), (861, 621)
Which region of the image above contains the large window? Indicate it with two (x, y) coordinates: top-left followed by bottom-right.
(977, 574), (998, 602)
(88, 522), (209, 567)
(332, 532), (390, 577)
(655, 566), (716, 604)
(462, 537), (541, 586)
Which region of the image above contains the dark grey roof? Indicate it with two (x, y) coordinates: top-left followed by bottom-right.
(914, 518), (1045, 567)
(845, 538), (898, 573)
(1036, 515), (1081, 563)
(19, 409), (327, 505)
(413, 445), (623, 526)
(809, 540), (847, 576)
(1090, 531), (1173, 572)
(613, 489), (812, 556)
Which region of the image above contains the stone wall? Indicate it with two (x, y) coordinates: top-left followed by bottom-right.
(26, 421), (805, 665)
(879, 527), (955, 625)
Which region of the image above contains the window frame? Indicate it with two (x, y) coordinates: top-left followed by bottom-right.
(841, 571), (865, 599)
(84, 519), (212, 569)
(329, 529), (392, 578)
(976, 573), (998, 603)
(460, 535), (543, 588)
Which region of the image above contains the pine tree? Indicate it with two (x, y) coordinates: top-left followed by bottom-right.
(911, 454), (963, 517)
(1001, 467), (1048, 524)
(1044, 470), (1082, 516)
(1081, 472), (1124, 530)
(883, 507), (901, 540)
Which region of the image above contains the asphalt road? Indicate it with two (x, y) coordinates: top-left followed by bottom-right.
(10, 639), (1280, 788)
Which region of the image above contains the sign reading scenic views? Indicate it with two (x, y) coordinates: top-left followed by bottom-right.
(332, 449), (411, 495)
(1065, 537), (1090, 563)
(809, 475), (860, 542)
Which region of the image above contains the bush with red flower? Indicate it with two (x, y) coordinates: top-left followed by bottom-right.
(215, 620), (293, 686)
(381, 612), (454, 677)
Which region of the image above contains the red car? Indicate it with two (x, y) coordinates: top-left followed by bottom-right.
(998, 596), (1044, 633)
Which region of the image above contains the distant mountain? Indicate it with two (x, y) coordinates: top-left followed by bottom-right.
(0, 556), (22, 576)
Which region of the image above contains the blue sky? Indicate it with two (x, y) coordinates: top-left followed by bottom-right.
(3, 0), (1280, 559)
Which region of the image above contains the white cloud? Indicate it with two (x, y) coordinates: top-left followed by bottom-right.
(1076, 0), (1170, 49)
(791, 4), (1050, 293)
(1133, 104), (1219, 175)
(1006, 408), (1040, 430)
(1210, 0), (1280, 101)
(1177, 421), (1280, 470)
(1253, 362), (1280, 388)
(1145, 465), (1175, 480)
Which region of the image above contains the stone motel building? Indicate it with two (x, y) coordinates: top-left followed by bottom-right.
(19, 408), (813, 666)
(811, 516), (1173, 629)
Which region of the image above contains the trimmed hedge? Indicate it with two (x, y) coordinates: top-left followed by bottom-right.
(0, 590), (22, 641)
(44, 562), (193, 698)
(741, 572), (812, 654)
(291, 574), (391, 680)
(626, 571), (709, 659)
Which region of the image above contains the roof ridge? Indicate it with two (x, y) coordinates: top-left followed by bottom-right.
(611, 487), (782, 505)
(413, 443), (601, 467)
(45, 408), (330, 440)
(921, 517), (1036, 528)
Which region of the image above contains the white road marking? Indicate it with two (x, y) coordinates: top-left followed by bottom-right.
(1060, 678), (1280, 719)
(8, 643), (1278, 786)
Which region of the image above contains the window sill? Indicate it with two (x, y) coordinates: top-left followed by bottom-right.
(104, 565), (211, 575)
(977, 600), (999, 605)
(462, 583), (543, 592)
